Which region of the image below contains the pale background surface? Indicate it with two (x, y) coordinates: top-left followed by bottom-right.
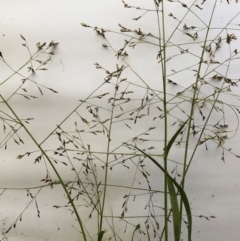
(0, 1), (240, 241)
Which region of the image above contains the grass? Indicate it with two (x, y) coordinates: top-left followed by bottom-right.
(1, 0), (240, 240)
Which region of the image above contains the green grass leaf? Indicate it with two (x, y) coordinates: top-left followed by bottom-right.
(165, 119), (189, 157)
(134, 119), (192, 241)
(98, 230), (105, 241)
(167, 177), (181, 241)
(135, 147), (192, 241)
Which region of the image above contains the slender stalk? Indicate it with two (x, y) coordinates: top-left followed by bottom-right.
(181, 0), (218, 189)
(99, 77), (119, 237)
(0, 94), (87, 241)
(179, 1), (218, 237)
(156, 1), (169, 240)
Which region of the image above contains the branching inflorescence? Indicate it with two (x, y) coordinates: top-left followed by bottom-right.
(1, 1), (240, 241)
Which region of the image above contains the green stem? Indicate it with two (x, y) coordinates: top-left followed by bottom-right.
(0, 94), (87, 241)
(179, 0), (218, 237)
(99, 79), (119, 238)
(156, 1), (168, 240)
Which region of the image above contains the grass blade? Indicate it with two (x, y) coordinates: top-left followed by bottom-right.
(98, 230), (105, 241)
(135, 147), (192, 241)
(167, 177), (180, 241)
(165, 118), (189, 157)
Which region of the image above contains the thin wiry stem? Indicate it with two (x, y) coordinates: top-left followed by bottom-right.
(0, 94), (87, 241)
(178, 1), (220, 238)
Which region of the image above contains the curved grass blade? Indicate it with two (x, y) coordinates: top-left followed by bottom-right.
(165, 118), (189, 157)
(134, 146), (192, 241)
(167, 176), (181, 241)
(165, 118), (189, 240)
(98, 230), (105, 241)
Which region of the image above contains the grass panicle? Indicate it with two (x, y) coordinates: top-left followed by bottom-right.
(1, 1), (240, 241)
